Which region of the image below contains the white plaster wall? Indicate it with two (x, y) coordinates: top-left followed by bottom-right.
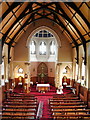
(12, 19), (73, 84)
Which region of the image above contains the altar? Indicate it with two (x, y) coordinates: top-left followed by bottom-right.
(36, 84), (50, 92)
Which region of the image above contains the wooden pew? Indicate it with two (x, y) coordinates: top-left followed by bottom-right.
(52, 114), (90, 120)
(50, 105), (87, 109)
(50, 91), (90, 120)
(1, 113), (36, 119)
(2, 105), (37, 109)
(51, 109), (90, 113)
(50, 97), (79, 100)
(3, 102), (38, 106)
(53, 93), (77, 98)
(2, 109), (36, 113)
(2, 92), (38, 120)
(49, 99), (82, 103)
(5, 99), (37, 102)
(6, 97), (37, 100)
(49, 102), (84, 106)
(10, 94), (35, 97)
(7, 96), (36, 99)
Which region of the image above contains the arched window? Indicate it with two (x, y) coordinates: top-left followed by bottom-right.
(18, 68), (23, 74)
(50, 41), (55, 55)
(30, 41), (36, 54)
(39, 41), (46, 55)
(34, 30), (53, 38)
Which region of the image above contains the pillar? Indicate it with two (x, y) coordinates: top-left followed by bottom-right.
(87, 42), (90, 88)
(24, 62), (30, 93)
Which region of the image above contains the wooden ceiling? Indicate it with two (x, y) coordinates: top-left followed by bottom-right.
(0, 2), (90, 49)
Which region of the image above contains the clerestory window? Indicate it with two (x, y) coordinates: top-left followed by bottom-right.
(50, 41), (55, 55)
(39, 41), (46, 55)
(30, 41), (36, 54)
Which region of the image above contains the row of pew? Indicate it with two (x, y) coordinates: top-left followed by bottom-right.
(1, 93), (38, 119)
(49, 93), (90, 120)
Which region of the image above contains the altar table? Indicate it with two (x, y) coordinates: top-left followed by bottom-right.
(36, 84), (50, 92)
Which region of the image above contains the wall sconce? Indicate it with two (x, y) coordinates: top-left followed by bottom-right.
(5, 79), (9, 83)
(82, 57), (84, 60)
(9, 57), (12, 62)
(2, 55), (5, 59)
(24, 62), (30, 66)
(75, 58), (78, 63)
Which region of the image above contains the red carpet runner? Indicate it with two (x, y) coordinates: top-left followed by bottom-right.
(30, 85), (72, 119)
(14, 85), (72, 119)
(30, 85), (56, 119)
(36, 95), (53, 119)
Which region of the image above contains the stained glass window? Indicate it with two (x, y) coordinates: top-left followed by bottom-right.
(50, 41), (55, 55)
(30, 41), (36, 54)
(39, 41), (46, 55)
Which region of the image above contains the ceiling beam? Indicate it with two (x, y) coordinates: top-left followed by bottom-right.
(56, 3), (87, 64)
(1, 2), (22, 22)
(9, 13), (36, 47)
(66, 2), (90, 29)
(2, 3), (33, 47)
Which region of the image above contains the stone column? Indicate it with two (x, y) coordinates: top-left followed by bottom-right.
(87, 42), (90, 88)
(55, 63), (61, 88)
(24, 62), (30, 93)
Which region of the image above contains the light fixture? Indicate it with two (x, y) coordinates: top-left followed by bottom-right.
(5, 79), (9, 83)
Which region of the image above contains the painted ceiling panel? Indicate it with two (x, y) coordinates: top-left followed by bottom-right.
(84, 34), (89, 41)
(9, 24), (21, 39)
(0, 33), (3, 39)
(14, 30), (24, 43)
(0, 3), (2, 18)
(60, 2), (73, 19)
(1, 15), (16, 34)
(71, 17), (86, 37)
(1, 2), (8, 16)
(12, 4), (22, 13)
(63, 31), (73, 43)
(6, 39), (11, 43)
(75, 13), (89, 33)
(67, 25), (79, 40)
(15, 3), (28, 18)
(8, 2), (13, 6)
(80, 3), (89, 21)
(74, 2), (82, 7)
(1, 12), (13, 30)
(77, 39), (81, 44)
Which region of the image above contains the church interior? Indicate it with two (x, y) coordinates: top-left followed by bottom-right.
(0, 1), (90, 120)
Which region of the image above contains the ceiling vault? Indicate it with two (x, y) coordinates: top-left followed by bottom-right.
(0, 2), (89, 64)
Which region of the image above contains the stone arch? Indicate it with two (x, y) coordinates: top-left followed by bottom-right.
(14, 65), (24, 78)
(26, 26), (61, 48)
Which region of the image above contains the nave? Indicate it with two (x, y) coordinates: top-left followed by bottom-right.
(1, 82), (90, 120)
(0, 1), (90, 120)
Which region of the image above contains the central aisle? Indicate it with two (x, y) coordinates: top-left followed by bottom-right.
(36, 95), (53, 119)
(30, 85), (72, 119)
(30, 85), (56, 119)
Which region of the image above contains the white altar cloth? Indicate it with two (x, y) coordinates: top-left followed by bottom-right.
(37, 84), (50, 87)
(36, 84), (50, 92)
